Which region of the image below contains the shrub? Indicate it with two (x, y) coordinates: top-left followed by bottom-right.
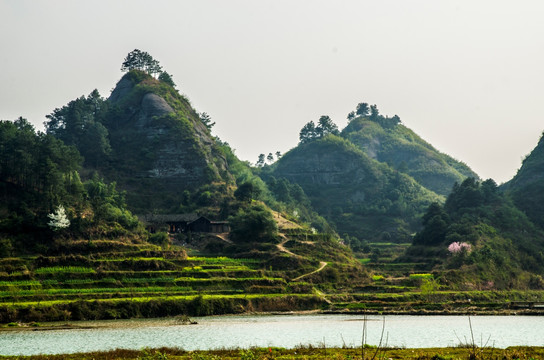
(228, 203), (278, 243)
(0, 238), (13, 257)
(149, 232), (170, 247)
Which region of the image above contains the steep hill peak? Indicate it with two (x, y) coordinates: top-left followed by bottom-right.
(272, 134), (440, 243)
(83, 70), (233, 211)
(341, 116), (478, 196)
(505, 132), (544, 189)
(502, 132), (544, 229)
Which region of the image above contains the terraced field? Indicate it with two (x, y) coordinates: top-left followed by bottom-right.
(4, 234), (543, 325)
(0, 239), (333, 322)
(2, 253), (292, 302)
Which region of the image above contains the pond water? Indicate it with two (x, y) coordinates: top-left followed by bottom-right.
(1, 314), (543, 355)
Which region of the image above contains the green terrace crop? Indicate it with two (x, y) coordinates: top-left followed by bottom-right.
(0, 246), (332, 322)
(2, 236), (544, 324)
(34, 267), (95, 274)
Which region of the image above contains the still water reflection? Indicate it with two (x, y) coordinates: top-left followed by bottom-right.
(0, 314), (543, 355)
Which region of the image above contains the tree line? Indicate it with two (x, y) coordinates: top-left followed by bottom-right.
(0, 118), (142, 255)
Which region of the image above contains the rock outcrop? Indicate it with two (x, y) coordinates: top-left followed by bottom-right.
(103, 71), (231, 211)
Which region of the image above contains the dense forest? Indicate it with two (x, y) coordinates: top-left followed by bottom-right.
(0, 118), (144, 256)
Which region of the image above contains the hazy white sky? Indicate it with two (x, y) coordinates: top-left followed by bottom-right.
(1, 0), (543, 184)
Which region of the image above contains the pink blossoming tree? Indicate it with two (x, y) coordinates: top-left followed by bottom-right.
(447, 241), (472, 255)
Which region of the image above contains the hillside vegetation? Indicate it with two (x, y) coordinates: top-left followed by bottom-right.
(270, 135), (441, 245)
(0, 51), (371, 323)
(406, 177), (544, 289)
(3, 50), (544, 324)
(342, 115), (477, 196)
(503, 132), (544, 229)
(0, 118), (145, 256)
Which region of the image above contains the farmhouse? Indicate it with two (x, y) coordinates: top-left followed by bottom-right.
(138, 214), (229, 234)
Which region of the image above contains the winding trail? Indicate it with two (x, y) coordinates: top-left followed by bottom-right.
(276, 236), (328, 281)
(276, 235), (302, 258)
(272, 211), (329, 282)
(292, 261), (328, 281)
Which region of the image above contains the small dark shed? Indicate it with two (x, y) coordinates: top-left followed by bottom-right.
(138, 214), (198, 233)
(138, 214), (229, 234)
(188, 216), (230, 233)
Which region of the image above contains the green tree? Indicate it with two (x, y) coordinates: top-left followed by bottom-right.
(356, 102), (369, 116)
(316, 115), (339, 137)
(45, 90), (111, 167)
(84, 174), (138, 229)
(228, 203), (278, 242)
(199, 112), (215, 130)
(413, 202), (450, 245)
(256, 153), (266, 167)
(234, 181), (261, 202)
(121, 49), (163, 77)
(299, 121), (317, 144)
(299, 117), (339, 144)
(445, 178), (484, 214)
(370, 104), (379, 120)
(158, 71), (176, 88)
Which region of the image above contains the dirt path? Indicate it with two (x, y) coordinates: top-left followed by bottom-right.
(275, 231), (328, 282)
(292, 261), (328, 282)
(271, 210), (302, 230)
(276, 235), (302, 258)
(214, 232), (232, 243)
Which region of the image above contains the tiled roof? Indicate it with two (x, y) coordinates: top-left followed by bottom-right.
(137, 213), (199, 223)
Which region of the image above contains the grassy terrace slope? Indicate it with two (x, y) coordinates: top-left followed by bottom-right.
(0, 244), (323, 322)
(0, 208), (370, 323)
(3, 234), (544, 324)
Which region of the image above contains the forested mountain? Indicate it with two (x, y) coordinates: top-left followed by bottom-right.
(45, 70), (232, 213)
(269, 134), (441, 245)
(502, 132), (544, 229)
(342, 109), (477, 196)
(267, 104), (477, 245)
(0, 118), (144, 255)
(407, 177), (544, 289)
(42, 70), (329, 236)
(4, 49), (544, 307)
(4, 48), (544, 272)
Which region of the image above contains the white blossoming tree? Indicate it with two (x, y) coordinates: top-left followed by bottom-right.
(48, 205), (70, 231)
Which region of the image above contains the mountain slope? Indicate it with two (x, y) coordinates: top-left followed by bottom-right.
(46, 70), (233, 213)
(502, 132), (544, 228)
(342, 116), (478, 196)
(106, 71), (233, 211)
(407, 177), (544, 289)
(270, 135), (441, 243)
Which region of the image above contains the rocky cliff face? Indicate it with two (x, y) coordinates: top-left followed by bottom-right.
(104, 71), (231, 211)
